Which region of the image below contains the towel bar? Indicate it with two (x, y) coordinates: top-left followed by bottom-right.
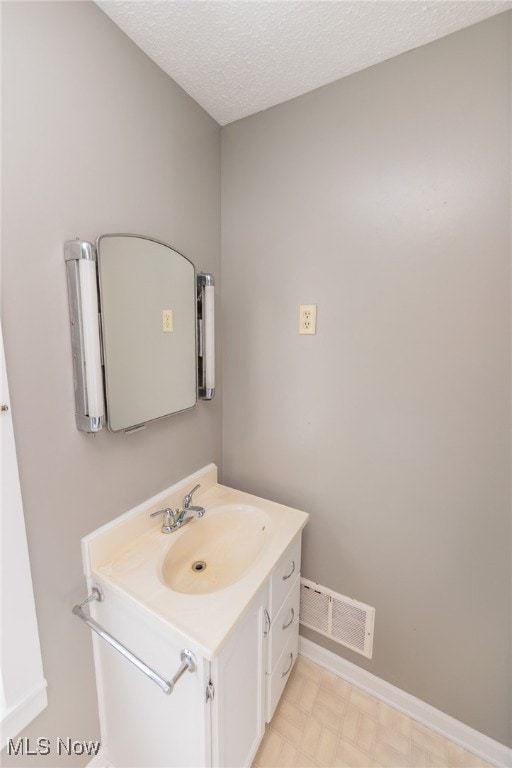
(72, 584), (196, 695)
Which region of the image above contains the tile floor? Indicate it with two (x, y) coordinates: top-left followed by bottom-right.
(252, 656), (494, 768)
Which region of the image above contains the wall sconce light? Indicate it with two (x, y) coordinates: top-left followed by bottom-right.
(64, 240), (104, 432)
(197, 273), (215, 400)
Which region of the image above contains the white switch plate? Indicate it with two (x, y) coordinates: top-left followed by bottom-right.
(299, 304), (317, 335)
(162, 309), (174, 332)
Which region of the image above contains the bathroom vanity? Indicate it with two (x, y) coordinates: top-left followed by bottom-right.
(79, 465), (308, 768)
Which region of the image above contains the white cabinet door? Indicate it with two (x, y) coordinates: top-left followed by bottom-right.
(212, 584), (267, 768)
(93, 584), (210, 768)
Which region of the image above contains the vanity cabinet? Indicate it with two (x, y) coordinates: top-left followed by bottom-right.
(93, 584), (268, 768)
(90, 539), (301, 768)
(80, 467), (308, 768)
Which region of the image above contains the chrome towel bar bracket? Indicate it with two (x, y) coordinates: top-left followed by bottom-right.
(72, 585), (196, 695)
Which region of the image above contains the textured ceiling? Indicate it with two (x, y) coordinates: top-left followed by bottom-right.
(97, 1), (512, 125)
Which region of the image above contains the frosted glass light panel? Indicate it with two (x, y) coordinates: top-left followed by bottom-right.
(97, 235), (196, 432)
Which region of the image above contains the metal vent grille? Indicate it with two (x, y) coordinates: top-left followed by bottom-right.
(299, 582), (330, 634)
(299, 578), (375, 659)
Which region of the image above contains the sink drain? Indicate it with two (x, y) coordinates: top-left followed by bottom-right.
(191, 560), (207, 573)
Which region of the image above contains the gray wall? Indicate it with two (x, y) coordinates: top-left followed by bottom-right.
(222, 13), (511, 747)
(1, 2), (221, 766)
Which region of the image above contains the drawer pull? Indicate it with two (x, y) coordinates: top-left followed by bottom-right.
(281, 652), (294, 678)
(282, 608), (295, 630)
(264, 608), (271, 637)
(282, 560), (295, 581)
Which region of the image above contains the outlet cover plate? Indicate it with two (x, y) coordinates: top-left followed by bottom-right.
(299, 304), (317, 335)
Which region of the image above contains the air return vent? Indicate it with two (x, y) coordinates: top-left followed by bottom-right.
(300, 578), (375, 659)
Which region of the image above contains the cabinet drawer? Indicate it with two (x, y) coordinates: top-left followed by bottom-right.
(269, 535), (301, 618)
(267, 578), (300, 674)
(265, 620), (299, 723)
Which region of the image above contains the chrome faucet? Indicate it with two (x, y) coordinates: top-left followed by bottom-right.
(150, 484), (205, 533)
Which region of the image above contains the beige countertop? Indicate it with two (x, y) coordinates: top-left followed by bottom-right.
(83, 464), (309, 659)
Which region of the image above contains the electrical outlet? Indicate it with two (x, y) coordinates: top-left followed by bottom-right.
(299, 304), (317, 335)
(162, 309), (174, 332)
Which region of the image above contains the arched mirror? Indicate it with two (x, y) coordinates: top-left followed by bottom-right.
(97, 235), (197, 432)
(64, 235), (214, 433)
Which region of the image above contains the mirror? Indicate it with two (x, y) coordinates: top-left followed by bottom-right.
(97, 234), (197, 432)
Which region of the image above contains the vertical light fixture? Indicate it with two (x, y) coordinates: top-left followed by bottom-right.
(64, 240), (104, 432)
(197, 273), (215, 399)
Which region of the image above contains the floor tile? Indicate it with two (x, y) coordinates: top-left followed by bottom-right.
(348, 686), (380, 720)
(272, 710), (305, 745)
(333, 740), (377, 768)
(316, 686), (346, 716)
(253, 727), (283, 768)
(340, 706), (360, 742)
(316, 727), (338, 766)
(300, 678), (322, 713)
(377, 701), (395, 729)
(357, 714), (377, 753)
(277, 698), (310, 730)
(278, 739), (299, 767)
(311, 701), (345, 732)
(295, 750), (323, 767)
(252, 656), (495, 768)
(376, 722), (410, 756)
(374, 741), (410, 767)
(300, 717), (324, 758)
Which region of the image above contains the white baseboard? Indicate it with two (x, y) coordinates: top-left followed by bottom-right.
(0, 680), (48, 751)
(299, 637), (511, 768)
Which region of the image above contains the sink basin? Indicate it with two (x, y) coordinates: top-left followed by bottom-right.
(160, 504), (270, 594)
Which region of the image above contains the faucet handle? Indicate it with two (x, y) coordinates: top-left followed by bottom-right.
(150, 507), (173, 520)
(186, 505), (206, 518)
(182, 484), (200, 509)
